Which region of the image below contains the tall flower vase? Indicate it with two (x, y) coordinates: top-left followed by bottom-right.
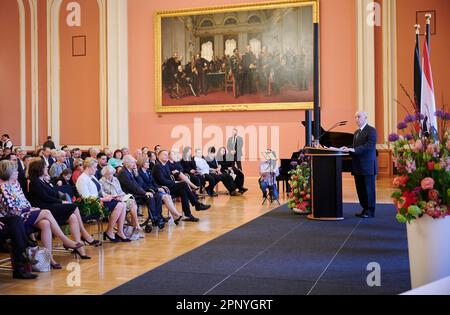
(406, 215), (450, 289)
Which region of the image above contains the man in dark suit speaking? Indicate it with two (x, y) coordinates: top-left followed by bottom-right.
(342, 112), (377, 218)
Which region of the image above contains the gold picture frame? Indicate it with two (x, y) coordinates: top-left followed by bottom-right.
(155, 0), (319, 113)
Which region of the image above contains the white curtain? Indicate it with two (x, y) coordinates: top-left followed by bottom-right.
(201, 41), (213, 61)
(225, 39), (237, 57)
(249, 38), (261, 58)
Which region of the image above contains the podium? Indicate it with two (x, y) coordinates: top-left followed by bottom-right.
(304, 147), (349, 221)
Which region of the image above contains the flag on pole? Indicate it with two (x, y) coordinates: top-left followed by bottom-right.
(414, 25), (422, 111)
(420, 14), (437, 135)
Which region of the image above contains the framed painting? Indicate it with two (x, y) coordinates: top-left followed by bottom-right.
(155, 0), (319, 113)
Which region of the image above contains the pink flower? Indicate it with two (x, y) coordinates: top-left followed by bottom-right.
(393, 176), (409, 188)
(413, 140), (423, 152)
(421, 177), (435, 190)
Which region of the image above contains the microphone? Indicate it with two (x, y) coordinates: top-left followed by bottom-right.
(315, 120), (348, 144)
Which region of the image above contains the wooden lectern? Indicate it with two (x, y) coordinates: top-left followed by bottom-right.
(304, 147), (349, 221)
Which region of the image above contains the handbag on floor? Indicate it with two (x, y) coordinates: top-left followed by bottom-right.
(26, 247), (51, 272)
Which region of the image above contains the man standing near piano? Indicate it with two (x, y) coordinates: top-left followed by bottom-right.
(341, 111), (377, 219)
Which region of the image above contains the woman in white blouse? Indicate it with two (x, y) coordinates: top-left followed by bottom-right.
(76, 158), (129, 243)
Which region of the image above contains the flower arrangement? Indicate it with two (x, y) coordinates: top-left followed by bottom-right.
(287, 159), (311, 214)
(389, 96), (450, 223)
(74, 196), (107, 222)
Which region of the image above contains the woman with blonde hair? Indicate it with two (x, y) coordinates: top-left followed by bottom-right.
(76, 158), (129, 242)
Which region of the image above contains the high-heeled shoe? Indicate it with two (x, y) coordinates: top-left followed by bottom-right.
(51, 262), (62, 270)
(81, 236), (100, 247)
(63, 242), (83, 251)
(174, 216), (182, 225)
(114, 234), (131, 242)
(103, 232), (120, 243)
(73, 248), (91, 260)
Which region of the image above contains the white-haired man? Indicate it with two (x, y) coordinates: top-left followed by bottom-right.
(342, 111), (377, 218)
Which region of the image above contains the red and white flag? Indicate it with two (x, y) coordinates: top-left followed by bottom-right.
(420, 37), (437, 133)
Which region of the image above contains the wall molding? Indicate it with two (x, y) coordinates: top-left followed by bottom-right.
(382, 0), (397, 142)
(356, 0), (376, 125)
(107, 0), (129, 149)
(17, 0), (26, 148)
(47, 0), (62, 146)
(29, 0), (39, 149)
(47, 0), (108, 148)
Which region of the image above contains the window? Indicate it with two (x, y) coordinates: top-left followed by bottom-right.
(225, 39), (237, 57)
(201, 41), (214, 61)
(248, 15), (261, 24)
(224, 18), (237, 25)
(200, 19), (213, 28)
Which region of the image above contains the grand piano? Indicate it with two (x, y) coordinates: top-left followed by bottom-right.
(277, 125), (354, 193)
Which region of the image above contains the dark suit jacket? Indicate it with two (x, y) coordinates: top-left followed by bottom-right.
(42, 156), (55, 168)
(138, 169), (159, 192)
(351, 124), (378, 176)
(227, 136), (243, 160)
(117, 168), (147, 197)
(168, 161), (184, 173)
(180, 159), (196, 174)
(152, 162), (176, 191)
(17, 160), (26, 190)
(65, 157), (74, 170)
(28, 178), (62, 208)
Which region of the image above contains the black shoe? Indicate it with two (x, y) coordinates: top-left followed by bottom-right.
(115, 234), (131, 242)
(13, 267), (38, 280)
(360, 213), (375, 219)
(230, 191), (240, 196)
(73, 248), (91, 260)
(183, 216), (200, 222)
(103, 232), (120, 243)
(81, 236), (100, 247)
(162, 216), (170, 223)
(239, 188), (248, 194)
(195, 203), (211, 211)
(51, 263), (62, 270)
(157, 221), (165, 230)
(209, 192), (218, 197)
(174, 216), (182, 225)
(355, 211), (366, 217)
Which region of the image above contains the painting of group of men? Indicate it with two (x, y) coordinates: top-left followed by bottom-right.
(162, 45), (310, 102)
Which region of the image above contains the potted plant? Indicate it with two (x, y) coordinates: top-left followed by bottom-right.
(74, 196), (107, 222)
(389, 108), (450, 289)
(288, 159), (311, 215)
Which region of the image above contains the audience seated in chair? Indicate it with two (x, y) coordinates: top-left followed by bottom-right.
(76, 158), (129, 243)
(205, 147), (240, 196)
(153, 150), (211, 222)
(117, 155), (165, 230)
(0, 216), (38, 279)
(216, 147), (248, 194)
(193, 149), (219, 197)
(27, 159), (97, 256)
(0, 160), (84, 269)
(168, 150), (199, 191)
(136, 157), (182, 224)
(99, 165), (143, 235)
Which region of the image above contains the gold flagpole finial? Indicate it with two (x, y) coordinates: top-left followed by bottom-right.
(425, 13), (432, 24)
(414, 24), (420, 34)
